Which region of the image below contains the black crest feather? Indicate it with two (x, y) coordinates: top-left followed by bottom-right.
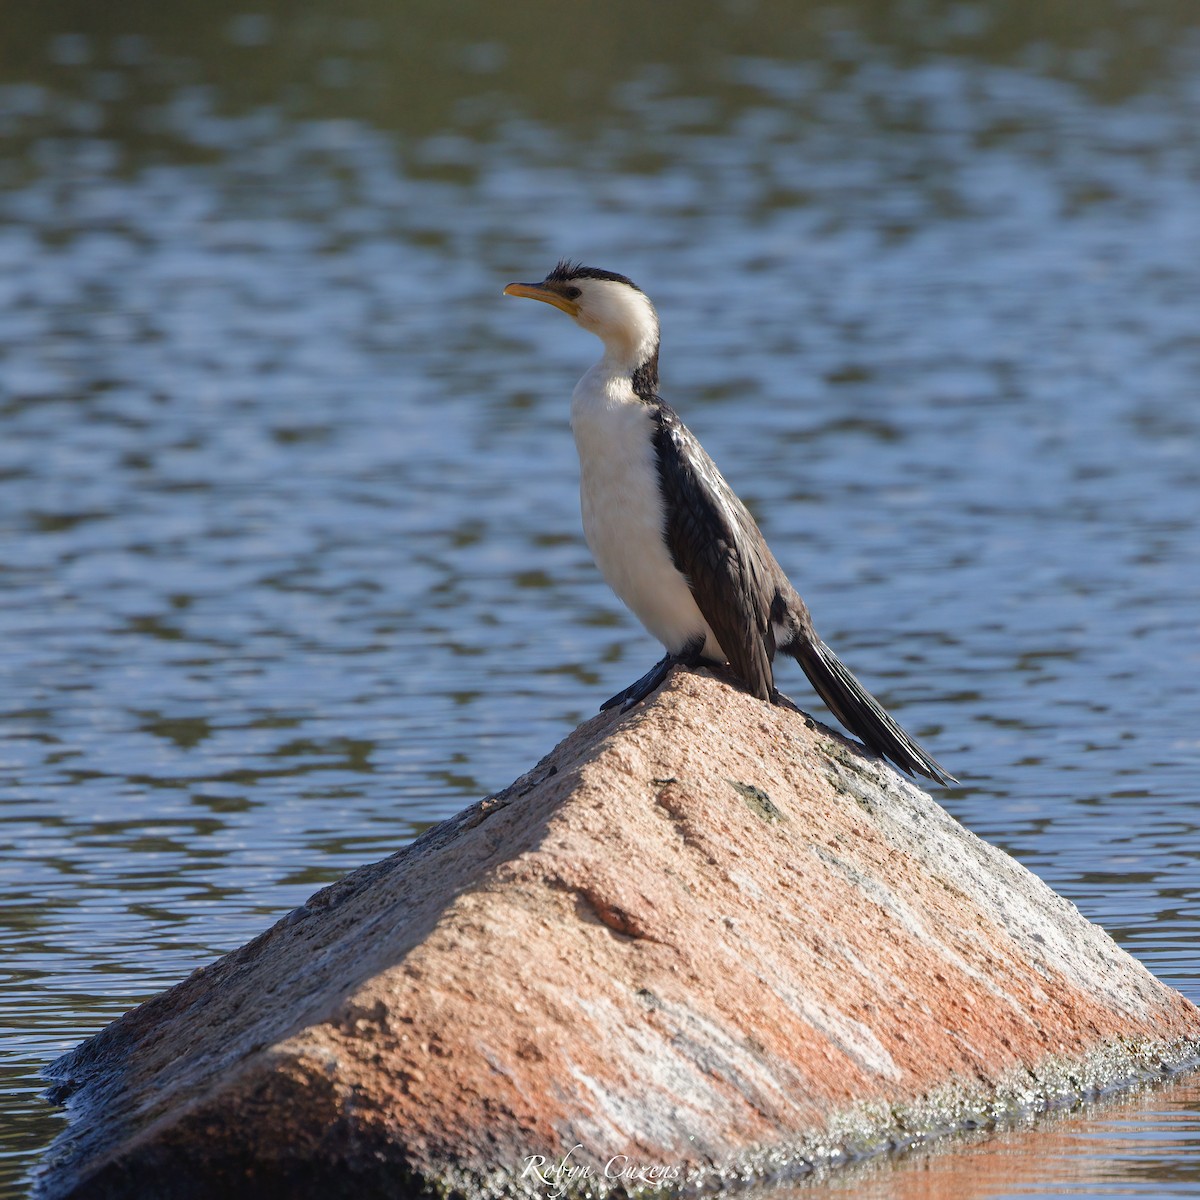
(546, 259), (644, 293)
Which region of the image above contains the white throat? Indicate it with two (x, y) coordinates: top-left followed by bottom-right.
(573, 279), (660, 376)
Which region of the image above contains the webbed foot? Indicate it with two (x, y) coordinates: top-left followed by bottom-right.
(599, 636), (709, 713)
(600, 653), (672, 712)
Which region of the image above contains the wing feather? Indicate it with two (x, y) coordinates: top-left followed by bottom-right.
(650, 403), (776, 701)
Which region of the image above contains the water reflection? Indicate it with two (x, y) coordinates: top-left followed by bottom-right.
(795, 1071), (1200, 1198)
(2, 1), (1199, 1194)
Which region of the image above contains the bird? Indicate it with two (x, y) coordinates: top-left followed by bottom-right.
(503, 260), (955, 786)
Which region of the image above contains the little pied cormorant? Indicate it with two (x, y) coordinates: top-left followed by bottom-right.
(504, 261), (955, 786)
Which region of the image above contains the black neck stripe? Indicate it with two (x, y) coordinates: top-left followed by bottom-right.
(632, 345), (660, 402)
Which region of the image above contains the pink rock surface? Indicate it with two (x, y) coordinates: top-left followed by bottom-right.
(38, 670), (1200, 1198)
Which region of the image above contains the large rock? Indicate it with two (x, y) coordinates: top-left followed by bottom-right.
(37, 670), (1200, 1198)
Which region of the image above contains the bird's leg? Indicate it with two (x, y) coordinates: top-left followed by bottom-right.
(673, 634), (710, 669)
(600, 635), (708, 713)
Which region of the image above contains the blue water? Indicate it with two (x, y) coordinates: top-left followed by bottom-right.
(1, 4), (1198, 1195)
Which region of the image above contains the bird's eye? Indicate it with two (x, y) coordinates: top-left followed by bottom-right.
(562, 286), (581, 300)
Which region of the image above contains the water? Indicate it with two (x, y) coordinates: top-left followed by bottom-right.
(789, 1073), (1200, 1198)
(1, 2), (1199, 1195)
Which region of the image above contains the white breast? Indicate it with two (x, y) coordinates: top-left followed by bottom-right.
(570, 367), (725, 661)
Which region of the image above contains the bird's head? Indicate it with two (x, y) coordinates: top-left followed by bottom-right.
(504, 260), (660, 377)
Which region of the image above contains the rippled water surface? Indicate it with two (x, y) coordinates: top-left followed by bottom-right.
(793, 1073), (1200, 1198)
(2, 3), (1199, 1195)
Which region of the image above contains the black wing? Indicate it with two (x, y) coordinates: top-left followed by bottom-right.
(650, 403), (777, 701)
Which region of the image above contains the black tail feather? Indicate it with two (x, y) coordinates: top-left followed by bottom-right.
(792, 638), (956, 786)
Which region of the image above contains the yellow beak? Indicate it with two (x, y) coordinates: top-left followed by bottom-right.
(503, 281), (580, 318)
